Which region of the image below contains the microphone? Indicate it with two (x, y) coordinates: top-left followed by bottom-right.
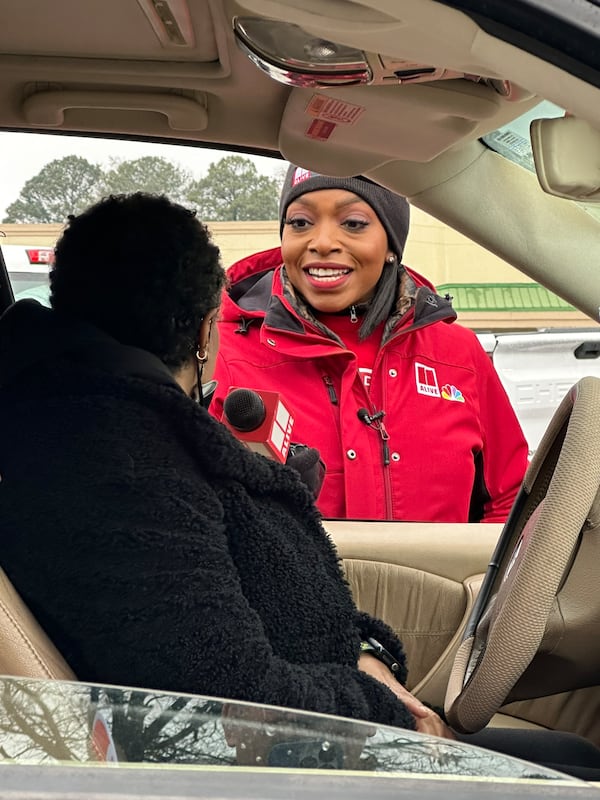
(222, 387), (294, 463)
(357, 408), (385, 425)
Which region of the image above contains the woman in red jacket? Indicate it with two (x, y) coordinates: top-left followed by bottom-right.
(211, 166), (529, 522)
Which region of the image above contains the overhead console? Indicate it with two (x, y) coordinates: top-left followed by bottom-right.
(232, 0), (539, 175)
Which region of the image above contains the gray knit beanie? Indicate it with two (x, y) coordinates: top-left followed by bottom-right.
(279, 164), (410, 260)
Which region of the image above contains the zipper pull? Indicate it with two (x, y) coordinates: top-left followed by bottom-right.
(379, 421), (390, 467)
(349, 305), (358, 323)
(323, 375), (338, 405)
(357, 408), (390, 467)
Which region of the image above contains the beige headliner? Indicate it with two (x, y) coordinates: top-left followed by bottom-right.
(1, 0), (600, 319)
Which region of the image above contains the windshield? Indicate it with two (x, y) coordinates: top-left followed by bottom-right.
(0, 676), (578, 781)
(482, 100), (600, 223)
(1, 127), (599, 496)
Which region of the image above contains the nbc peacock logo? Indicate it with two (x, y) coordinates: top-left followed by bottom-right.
(441, 384), (465, 402)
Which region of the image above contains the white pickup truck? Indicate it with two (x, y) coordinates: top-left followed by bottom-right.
(478, 329), (600, 455)
(2, 242), (599, 456)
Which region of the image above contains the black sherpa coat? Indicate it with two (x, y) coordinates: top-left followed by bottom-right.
(0, 301), (415, 730)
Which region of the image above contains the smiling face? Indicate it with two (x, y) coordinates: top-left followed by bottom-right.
(281, 188), (393, 313)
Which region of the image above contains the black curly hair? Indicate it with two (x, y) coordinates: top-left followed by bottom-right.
(50, 192), (225, 369)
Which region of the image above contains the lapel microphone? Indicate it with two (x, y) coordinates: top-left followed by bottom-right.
(357, 408), (385, 425)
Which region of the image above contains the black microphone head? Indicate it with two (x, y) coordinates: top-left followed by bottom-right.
(223, 388), (267, 432)
(357, 408), (371, 423)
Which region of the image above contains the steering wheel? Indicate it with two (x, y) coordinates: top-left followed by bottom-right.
(445, 376), (600, 732)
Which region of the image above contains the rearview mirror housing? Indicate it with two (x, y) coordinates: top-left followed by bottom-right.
(531, 115), (600, 202)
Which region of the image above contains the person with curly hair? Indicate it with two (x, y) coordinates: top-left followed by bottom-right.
(0, 191), (447, 738)
(48, 192), (224, 398)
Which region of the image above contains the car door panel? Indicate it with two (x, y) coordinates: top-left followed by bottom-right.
(325, 520), (599, 746)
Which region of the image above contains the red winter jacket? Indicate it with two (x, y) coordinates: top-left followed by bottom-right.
(211, 247), (529, 523)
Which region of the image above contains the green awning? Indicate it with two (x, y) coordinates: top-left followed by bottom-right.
(436, 283), (575, 312)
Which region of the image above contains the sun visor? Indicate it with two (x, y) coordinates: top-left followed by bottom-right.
(531, 115), (600, 202)
(278, 81), (504, 175)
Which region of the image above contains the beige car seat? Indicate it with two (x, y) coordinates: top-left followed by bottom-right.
(0, 567), (75, 679)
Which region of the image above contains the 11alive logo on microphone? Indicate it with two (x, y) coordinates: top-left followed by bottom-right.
(223, 387), (295, 462)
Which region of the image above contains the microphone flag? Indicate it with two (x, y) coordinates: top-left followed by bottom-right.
(222, 387), (295, 462)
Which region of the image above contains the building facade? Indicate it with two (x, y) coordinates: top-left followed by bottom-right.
(1, 209), (592, 331)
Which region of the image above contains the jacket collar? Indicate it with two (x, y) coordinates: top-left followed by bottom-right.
(0, 300), (182, 392)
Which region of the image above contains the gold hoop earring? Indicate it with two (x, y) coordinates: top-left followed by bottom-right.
(196, 348), (209, 364)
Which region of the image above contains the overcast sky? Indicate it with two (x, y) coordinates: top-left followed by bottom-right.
(0, 131), (281, 221)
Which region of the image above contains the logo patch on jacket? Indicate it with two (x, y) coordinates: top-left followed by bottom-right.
(358, 367), (372, 389)
(441, 384), (465, 402)
(415, 362), (440, 397)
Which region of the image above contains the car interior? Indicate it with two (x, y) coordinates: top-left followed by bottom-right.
(0, 0), (599, 771)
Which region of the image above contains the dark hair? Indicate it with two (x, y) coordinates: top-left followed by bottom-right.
(50, 192), (225, 368)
